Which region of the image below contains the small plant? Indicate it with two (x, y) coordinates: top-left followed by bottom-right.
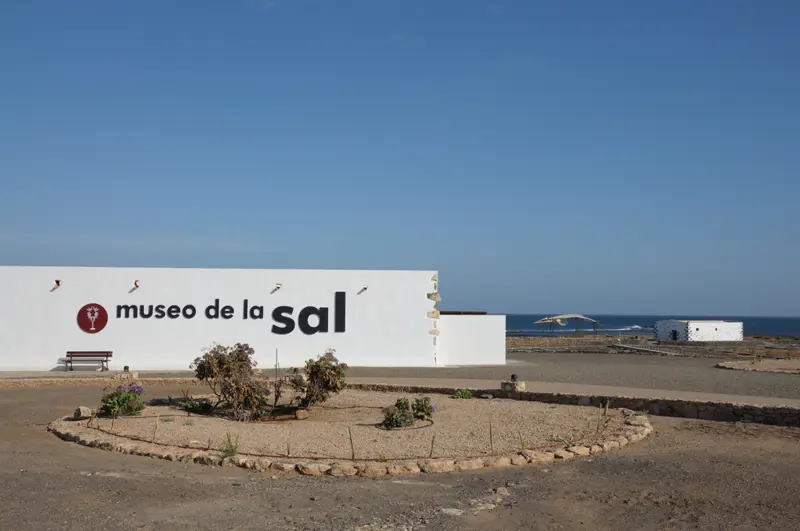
(220, 432), (239, 458)
(381, 396), (435, 429)
(100, 384), (145, 418)
(453, 388), (473, 399)
(381, 402), (414, 429)
(412, 397), (434, 420)
(292, 349), (348, 408)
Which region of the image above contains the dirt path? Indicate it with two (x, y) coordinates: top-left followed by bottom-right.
(1, 385), (799, 530)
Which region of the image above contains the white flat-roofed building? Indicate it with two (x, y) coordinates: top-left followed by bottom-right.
(655, 319), (743, 342)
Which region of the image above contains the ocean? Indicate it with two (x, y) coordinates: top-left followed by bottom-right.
(505, 314), (800, 338)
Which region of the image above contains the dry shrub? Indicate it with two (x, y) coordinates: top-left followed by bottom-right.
(190, 343), (271, 420)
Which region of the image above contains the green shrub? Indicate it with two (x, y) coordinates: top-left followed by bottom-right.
(220, 432), (240, 458)
(292, 349), (348, 408)
(381, 399), (415, 429)
(412, 397), (434, 420)
(100, 384), (145, 418)
(381, 396), (435, 429)
(453, 388), (473, 399)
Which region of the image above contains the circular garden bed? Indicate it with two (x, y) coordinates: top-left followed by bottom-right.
(49, 388), (654, 477)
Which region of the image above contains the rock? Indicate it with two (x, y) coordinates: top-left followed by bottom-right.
(590, 445), (603, 454)
(440, 508), (464, 517)
(358, 463), (388, 477)
(480, 394), (494, 400)
(500, 381), (526, 393)
(387, 462), (420, 475)
(295, 409), (309, 420)
(419, 460), (455, 473)
(616, 436), (629, 447)
(328, 463), (358, 477)
(233, 456), (249, 467)
(455, 458), (485, 471)
(193, 453), (223, 466)
(601, 441), (620, 451)
(493, 487), (510, 496)
(510, 454), (528, 466)
(554, 450), (574, 460)
(522, 451), (554, 464)
(73, 406), (93, 420)
(270, 461), (297, 472)
(567, 446), (591, 456)
(484, 456), (512, 468)
(626, 416), (650, 427)
(626, 431), (644, 443)
(297, 463), (330, 476)
(115, 443), (136, 454)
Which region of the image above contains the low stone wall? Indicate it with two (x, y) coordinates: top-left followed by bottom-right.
(347, 384), (800, 428)
(0, 378), (201, 389)
(10, 377), (800, 427)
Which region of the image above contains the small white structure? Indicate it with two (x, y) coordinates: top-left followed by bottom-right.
(655, 320), (743, 342)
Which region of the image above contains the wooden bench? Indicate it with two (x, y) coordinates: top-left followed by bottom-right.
(65, 351), (113, 372)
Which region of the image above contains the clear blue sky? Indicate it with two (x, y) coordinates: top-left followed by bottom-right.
(1, 0), (798, 316)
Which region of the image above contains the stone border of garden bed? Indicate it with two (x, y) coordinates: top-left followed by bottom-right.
(47, 389), (654, 477)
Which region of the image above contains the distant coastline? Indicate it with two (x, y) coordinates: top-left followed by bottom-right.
(504, 314), (800, 339)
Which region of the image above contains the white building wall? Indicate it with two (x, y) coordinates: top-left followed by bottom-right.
(655, 319), (743, 342)
(686, 321), (743, 342)
(0, 266), (505, 371)
(437, 315), (506, 366)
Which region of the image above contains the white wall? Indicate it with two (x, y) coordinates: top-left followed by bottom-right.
(655, 319), (743, 341)
(687, 321), (743, 342)
(437, 315), (506, 366)
(0, 266), (456, 370)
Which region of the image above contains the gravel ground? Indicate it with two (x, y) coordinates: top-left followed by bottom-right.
(344, 351), (800, 399)
(2, 385), (800, 530)
(88, 391), (626, 460)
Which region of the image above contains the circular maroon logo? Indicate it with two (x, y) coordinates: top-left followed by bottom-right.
(77, 303), (109, 334)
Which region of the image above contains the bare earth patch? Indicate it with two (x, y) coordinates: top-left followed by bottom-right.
(48, 390), (654, 476)
(716, 359), (800, 375)
(83, 391), (626, 459)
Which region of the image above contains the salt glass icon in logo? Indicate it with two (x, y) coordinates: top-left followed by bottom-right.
(77, 303), (109, 334)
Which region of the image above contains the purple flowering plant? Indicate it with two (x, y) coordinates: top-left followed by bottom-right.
(100, 383), (146, 418)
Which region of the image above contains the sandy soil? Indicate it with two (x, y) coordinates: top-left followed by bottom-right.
(716, 358), (800, 374)
(4, 384), (800, 531)
(93, 390), (626, 460)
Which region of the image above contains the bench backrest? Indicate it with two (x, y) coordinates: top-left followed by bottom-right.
(66, 351), (113, 357)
